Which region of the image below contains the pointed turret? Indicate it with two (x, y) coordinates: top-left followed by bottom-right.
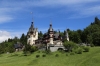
(29, 22), (34, 32)
(31, 22), (34, 28)
(27, 22), (38, 45)
(48, 23), (53, 32)
(65, 29), (69, 41)
(48, 23), (54, 44)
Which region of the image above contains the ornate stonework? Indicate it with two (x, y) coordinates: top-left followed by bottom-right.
(27, 22), (38, 45)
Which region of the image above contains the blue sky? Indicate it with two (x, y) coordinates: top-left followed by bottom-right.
(0, 0), (100, 42)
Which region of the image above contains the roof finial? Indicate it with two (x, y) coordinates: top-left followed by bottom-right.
(31, 22), (33, 24)
(31, 22), (34, 28)
(50, 18), (52, 26)
(31, 12), (34, 22)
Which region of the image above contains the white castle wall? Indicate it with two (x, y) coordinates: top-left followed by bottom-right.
(49, 34), (53, 44)
(27, 31), (38, 45)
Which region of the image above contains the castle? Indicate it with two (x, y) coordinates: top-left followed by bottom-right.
(27, 22), (38, 45)
(27, 22), (69, 51)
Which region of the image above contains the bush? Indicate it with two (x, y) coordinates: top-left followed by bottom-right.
(83, 47), (90, 52)
(70, 52), (75, 55)
(63, 41), (78, 52)
(55, 54), (59, 57)
(36, 55), (40, 58)
(30, 46), (38, 53)
(24, 54), (27, 56)
(23, 44), (38, 54)
(42, 54), (46, 57)
(76, 48), (83, 54)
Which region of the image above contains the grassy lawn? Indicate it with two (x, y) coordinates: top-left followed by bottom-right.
(0, 47), (100, 66)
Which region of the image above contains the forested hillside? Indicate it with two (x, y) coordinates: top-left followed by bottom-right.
(0, 17), (100, 54)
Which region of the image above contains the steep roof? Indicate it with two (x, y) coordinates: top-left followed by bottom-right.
(48, 23), (53, 32)
(28, 22), (35, 32)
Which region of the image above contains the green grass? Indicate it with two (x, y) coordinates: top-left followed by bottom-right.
(0, 47), (100, 66)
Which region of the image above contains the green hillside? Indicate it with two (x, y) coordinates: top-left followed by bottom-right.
(0, 47), (100, 66)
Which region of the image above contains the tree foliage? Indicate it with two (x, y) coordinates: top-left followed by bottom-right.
(63, 41), (78, 52)
(20, 33), (27, 45)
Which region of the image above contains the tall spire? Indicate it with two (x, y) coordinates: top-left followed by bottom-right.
(50, 23), (52, 27)
(50, 19), (52, 27)
(49, 22), (53, 31)
(66, 29), (69, 41)
(31, 22), (34, 28)
(31, 12), (34, 22)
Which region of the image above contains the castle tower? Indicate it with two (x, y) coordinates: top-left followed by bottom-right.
(27, 22), (38, 45)
(48, 23), (54, 44)
(35, 28), (38, 40)
(66, 29), (69, 41)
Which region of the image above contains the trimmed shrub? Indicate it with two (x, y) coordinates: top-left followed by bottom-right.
(24, 54), (27, 56)
(76, 48), (83, 54)
(55, 54), (59, 57)
(42, 54), (46, 57)
(36, 55), (40, 58)
(83, 47), (90, 52)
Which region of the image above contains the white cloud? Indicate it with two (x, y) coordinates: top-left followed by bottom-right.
(0, 30), (11, 43)
(0, 30), (27, 43)
(0, 0), (100, 35)
(10, 31), (27, 38)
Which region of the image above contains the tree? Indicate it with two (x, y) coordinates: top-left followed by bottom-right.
(69, 31), (81, 43)
(64, 30), (66, 35)
(92, 31), (100, 46)
(8, 38), (13, 42)
(20, 33), (27, 45)
(23, 44), (38, 54)
(13, 36), (20, 43)
(94, 17), (100, 25)
(86, 35), (93, 44)
(63, 41), (78, 52)
(38, 31), (43, 38)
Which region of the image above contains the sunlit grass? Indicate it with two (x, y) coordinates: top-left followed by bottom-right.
(0, 47), (100, 66)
